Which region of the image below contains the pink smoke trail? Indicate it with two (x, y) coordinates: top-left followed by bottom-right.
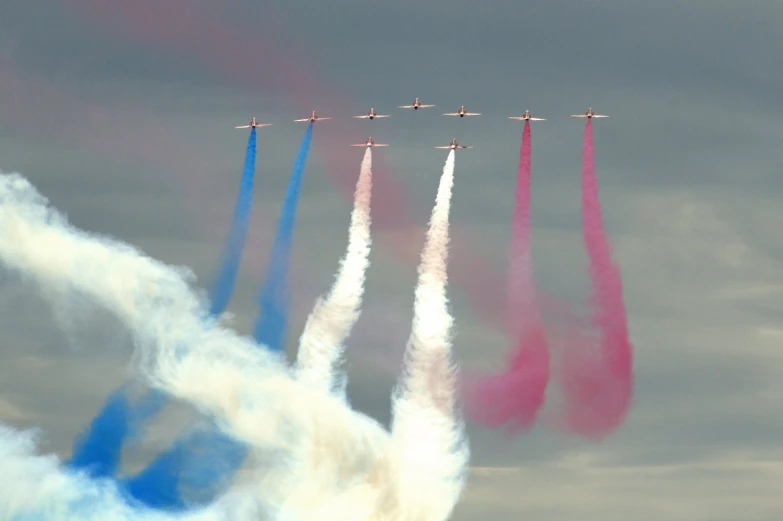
(464, 121), (549, 433)
(560, 120), (633, 439)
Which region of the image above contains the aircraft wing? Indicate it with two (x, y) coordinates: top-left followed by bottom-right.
(235, 125), (251, 128)
(374, 114), (391, 118)
(373, 144), (389, 147)
(434, 146), (451, 149)
(570, 114), (588, 118)
(443, 112), (460, 116)
(529, 117), (546, 121)
(318, 117), (332, 120)
(294, 118), (311, 122)
(350, 144), (367, 147)
(464, 112), (481, 116)
(458, 146), (473, 149)
(398, 104), (415, 108)
(418, 104), (435, 108)
(592, 114), (609, 118)
(353, 115), (371, 119)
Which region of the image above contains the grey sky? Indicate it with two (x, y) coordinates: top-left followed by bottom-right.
(1, 1), (783, 520)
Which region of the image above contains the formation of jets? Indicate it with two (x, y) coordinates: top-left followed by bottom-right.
(236, 100), (607, 150)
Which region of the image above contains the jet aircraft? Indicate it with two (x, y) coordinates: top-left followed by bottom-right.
(235, 117), (272, 129)
(295, 111), (332, 122)
(508, 110), (545, 121)
(435, 138), (472, 150)
(398, 98), (435, 110)
(353, 108), (390, 119)
(570, 108), (608, 119)
(350, 136), (389, 147)
(444, 105), (481, 117)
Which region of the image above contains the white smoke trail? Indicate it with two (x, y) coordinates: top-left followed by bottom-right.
(390, 151), (469, 521)
(295, 147), (373, 398)
(0, 171), (465, 521)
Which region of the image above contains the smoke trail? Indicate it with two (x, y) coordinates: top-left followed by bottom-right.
(0, 170), (467, 521)
(295, 147), (373, 397)
(1, 425), (251, 521)
(505, 122), (538, 338)
(390, 150), (469, 521)
(254, 123), (314, 353)
(63, 0), (522, 329)
(463, 121), (549, 433)
(209, 127), (258, 316)
(119, 426), (246, 510)
(117, 128), (261, 508)
(67, 388), (130, 478)
(67, 384), (165, 480)
(66, 127), (258, 499)
(561, 120), (633, 438)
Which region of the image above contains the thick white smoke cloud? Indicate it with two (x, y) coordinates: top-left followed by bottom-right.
(296, 147), (373, 398)
(0, 169), (468, 521)
(391, 151), (469, 521)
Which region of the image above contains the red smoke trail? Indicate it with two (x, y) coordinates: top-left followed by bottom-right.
(61, 0), (511, 326)
(560, 120), (633, 439)
(464, 121), (549, 432)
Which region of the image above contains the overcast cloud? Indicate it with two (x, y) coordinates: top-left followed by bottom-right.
(0, 1), (782, 520)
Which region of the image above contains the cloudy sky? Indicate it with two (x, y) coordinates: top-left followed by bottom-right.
(1, 1), (783, 520)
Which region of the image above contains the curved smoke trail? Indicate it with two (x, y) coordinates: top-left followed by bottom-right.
(561, 120), (633, 438)
(67, 127), (260, 507)
(121, 124), (311, 509)
(119, 127), (260, 508)
(390, 150), (469, 521)
(254, 123), (314, 353)
(0, 171), (465, 521)
(296, 147), (373, 398)
(120, 424), (246, 510)
(67, 388), (132, 479)
(2, 422), (250, 521)
(464, 121), (549, 433)
(67, 386), (165, 480)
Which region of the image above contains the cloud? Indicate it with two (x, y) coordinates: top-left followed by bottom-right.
(1, 1), (783, 520)
(468, 466), (521, 477)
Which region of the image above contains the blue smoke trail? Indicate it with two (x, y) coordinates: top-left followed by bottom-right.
(66, 128), (260, 509)
(119, 427), (246, 509)
(67, 385), (166, 478)
(67, 389), (129, 478)
(209, 127), (258, 316)
(117, 126), (314, 510)
(114, 127), (263, 509)
(253, 122), (314, 352)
